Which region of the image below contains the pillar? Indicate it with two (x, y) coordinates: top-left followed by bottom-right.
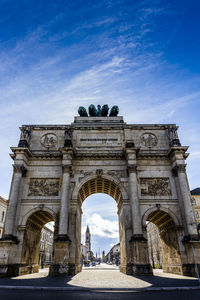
(175, 164), (197, 238)
(58, 165), (71, 238)
(3, 164), (26, 241)
(50, 158), (72, 276)
(126, 147), (152, 275)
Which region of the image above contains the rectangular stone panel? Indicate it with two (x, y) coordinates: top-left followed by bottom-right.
(140, 178), (171, 196)
(28, 178), (60, 196)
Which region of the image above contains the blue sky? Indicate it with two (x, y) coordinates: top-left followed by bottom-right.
(0, 0), (200, 255)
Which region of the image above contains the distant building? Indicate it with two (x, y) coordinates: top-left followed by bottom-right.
(0, 197), (7, 238)
(81, 225), (94, 263)
(147, 222), (162, 268)
(191, 188), (200, 233)
(102, 250), (105, 262)
(105, 243), (120, 265)
(39, 225), (54, 266)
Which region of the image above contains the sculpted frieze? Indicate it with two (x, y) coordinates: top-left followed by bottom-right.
(28, 178), (60, 196)
(140, 178), (171, 196)
(107, 170), (127, 178)
(140, 133), (157, 148)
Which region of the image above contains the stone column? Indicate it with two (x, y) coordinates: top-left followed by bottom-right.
(128, 164), (152, 275)
(58, 165), (71, 238)
(128, 164), (142, 236)
(174, 164), (197, 238)
(3, 164), (26, 240)
(50, 164), (71, 276)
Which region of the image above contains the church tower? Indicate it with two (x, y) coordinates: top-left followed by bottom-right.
(85, 225), (91, 251)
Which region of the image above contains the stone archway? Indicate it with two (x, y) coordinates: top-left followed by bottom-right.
(1, 114), (200, 278)
(145, 209), (182, 274)
(21, 210), (55, 275)
(66, 175), (133, 275)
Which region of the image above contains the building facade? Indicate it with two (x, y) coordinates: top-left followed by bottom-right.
(39, 225), (54, 266)
(191, 188), (200, 233)
(0, 197), (7, 238)
(105, 243), (120, 265)
(0, 109), (200, 277)
(147, 222), (162, 268)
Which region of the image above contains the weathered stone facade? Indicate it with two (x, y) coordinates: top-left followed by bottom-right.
(0, 116), (200, 277)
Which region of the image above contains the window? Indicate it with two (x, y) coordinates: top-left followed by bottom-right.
(194, 211), (199, 219)
(191, 197), (196, 206)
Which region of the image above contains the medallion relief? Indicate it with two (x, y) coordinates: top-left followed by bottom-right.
(40, 133), (57, 149)
(140, 133), (157, 148)
(28, 178), (60, 196)
(140, 178), (171, 196)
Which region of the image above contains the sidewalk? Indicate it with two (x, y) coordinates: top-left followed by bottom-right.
(0, 264), (199, 291)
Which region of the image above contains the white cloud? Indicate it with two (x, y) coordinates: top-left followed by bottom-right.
(83, 213), (119, 238)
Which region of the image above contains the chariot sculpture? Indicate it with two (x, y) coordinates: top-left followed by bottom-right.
(78, 104), (119, 117)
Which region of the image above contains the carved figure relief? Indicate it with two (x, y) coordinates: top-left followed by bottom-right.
(140, 178), (171, 196)
(41, 133), (57, 149)
(28, 178), (60, 196)
(107, 170), (127, 179)
(166, 127), (181, 147)
(140, 133), (157, 148)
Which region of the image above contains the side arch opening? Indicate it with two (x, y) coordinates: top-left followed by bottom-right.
(146, 210), (182, 274)
(21, 210), (55, 274)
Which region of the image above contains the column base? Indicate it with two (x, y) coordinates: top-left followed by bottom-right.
(132, 264), (153, 276)
(0, 235), (19, 243)
(120, 263), (132, 275)
(49, 237), (71, 277)
(130, 234), (153, 276)
(182, 264), (200, 277)
(182, 235), (200, 243)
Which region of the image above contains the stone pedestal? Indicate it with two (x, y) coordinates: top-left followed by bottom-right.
(130, 235), (153, 275)
(50, 237), (70, 277)
(0, 239), (19, 277)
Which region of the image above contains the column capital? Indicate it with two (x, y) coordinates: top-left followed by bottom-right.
(172, 164), (186, 176)
(62, 164), (72, 174)
(127, 164), (137, 174)
(13, 164), (27, 176)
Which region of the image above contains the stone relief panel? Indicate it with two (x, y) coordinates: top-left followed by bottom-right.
(140, 133), (157, 148)
(140, 178), (171, 196)
(28, 178), (60, 196)
(40, 133), (58, 149)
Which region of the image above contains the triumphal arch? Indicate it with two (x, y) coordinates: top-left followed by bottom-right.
(0, 104), (199, 277)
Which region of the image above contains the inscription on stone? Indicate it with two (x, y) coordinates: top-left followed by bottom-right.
(140, 133), (157, 147)
(28, 178), (60, 196)
(80, 138), (118, 144)
(41, 133), (57, 149)
(140, 178), (171, 196)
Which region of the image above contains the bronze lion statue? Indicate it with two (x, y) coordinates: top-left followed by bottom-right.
(78, 106), (88, 117)
(109, 105), (119, 116)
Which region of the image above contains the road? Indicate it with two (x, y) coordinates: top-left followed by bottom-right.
(0, 289), (199, 300)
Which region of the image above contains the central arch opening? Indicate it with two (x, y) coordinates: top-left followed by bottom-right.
(79, 178), (121, 203)
(77, 177), (123, 270)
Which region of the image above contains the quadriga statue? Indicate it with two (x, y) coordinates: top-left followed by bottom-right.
(88, 104), (97, 116)
(109, 105), (119, 116)
(78, 106), (88, 117)
(101, 104), (109, 116)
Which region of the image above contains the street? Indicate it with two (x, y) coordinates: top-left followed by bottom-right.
(0, 289), (199, 300)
